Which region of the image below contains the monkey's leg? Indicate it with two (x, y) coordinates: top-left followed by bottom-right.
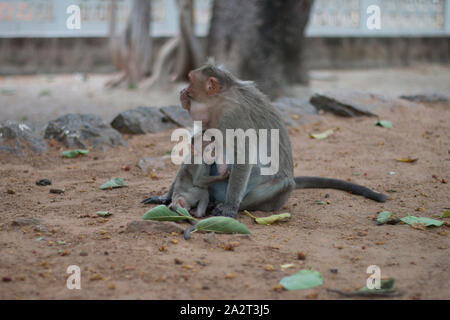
(239, 178), (295, 211)
(193, 192), (210, 218)
(211, 164), (253, 218)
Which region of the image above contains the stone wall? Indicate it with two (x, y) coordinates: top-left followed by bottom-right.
(0, 36), (449, 75)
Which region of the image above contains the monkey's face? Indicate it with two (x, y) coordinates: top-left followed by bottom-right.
(180, 70), (221, 123)
(181, 70), (221, 104)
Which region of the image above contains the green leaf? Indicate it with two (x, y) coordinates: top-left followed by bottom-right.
(96, 211), (112, 217)
(195, 217), (250, 234)
(441, 210), (450, 218)
(400, 215), (443, 227)
(100, 178), (127, 190)
(375, 120), (393, 128)
(176, 207), (192, 217)
(309, 129), (334, 139)
(357, 278), (396, 294)
(376, 211), (392, 225)
(39, 89), (51, 97)
(142, 205), (195, 222)
(280, 269), (323, 290)
(62, 149), (89, 158)
(253, 213), (291, 225)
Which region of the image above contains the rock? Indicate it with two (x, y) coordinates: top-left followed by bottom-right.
(137, 157), (167, 173)
(111, 107), (177, 134)
(44, 113), (126, 150)
(273, 97), (318, 126)
(11, 217), (40, 227)
(159, 105), (193, 128)
(203, 232), (217, 245)
(124, 220), (185, 234)
(310, 92), (388, 117)
(0, 121), (48, 155)
(36, 179), (52, 186)
(399, 94), (449, 104)
(49, 188), (65, 194)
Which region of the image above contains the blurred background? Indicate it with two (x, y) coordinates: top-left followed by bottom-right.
(0, 0), (449, 125)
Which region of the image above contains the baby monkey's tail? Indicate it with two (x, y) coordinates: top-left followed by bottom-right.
(294, 176), (387, 202)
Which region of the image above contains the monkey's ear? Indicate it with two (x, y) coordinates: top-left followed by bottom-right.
(206, 77), (220, 96)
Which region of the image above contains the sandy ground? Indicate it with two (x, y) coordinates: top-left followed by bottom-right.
(0, 66), (449, 300)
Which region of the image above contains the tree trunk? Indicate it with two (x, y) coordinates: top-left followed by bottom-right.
(141, 0), (204, 88)
(207, 0), (314, 99)
(109, 0), (152, 88)
(173, 0), (204, 81)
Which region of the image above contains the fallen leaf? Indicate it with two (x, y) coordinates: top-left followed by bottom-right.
(244, 210), (291, 225)
(395, 157), (418, 163)
(441, 210), (450, 218)
(100, 178), (127, 190)
(401, 215), (443, 228)
(62, 149), (89, 158)
(264, 264), (275, 271)
(142, 205), (195, 222)
(328, 278), (399, 297)
(96, 211), (112, 217)
(309, 129), (334, 139)
(280, 269), (323, 290)
(375, 120), (393, 128)
(90, 274), (105, 281)
(194, 217), (250, 235)
(297, 252), (307, 260)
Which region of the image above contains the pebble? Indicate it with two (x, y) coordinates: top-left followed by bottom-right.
(50, 189), (65, 194)
(36, 179), (52, 186)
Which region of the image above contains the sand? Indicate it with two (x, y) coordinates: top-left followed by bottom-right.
(1, 97), (449, 299)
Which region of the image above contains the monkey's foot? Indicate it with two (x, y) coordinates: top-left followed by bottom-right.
(141, 195), (171, 205)
(211, 203), (238, 219)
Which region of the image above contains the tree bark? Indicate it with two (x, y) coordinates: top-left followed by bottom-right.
(207, 0), (314, 99)
(108, 0), (152, 88)
(173, 0), (204, 81)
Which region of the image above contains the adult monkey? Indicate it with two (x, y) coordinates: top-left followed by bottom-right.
(142, 63), (387, 218)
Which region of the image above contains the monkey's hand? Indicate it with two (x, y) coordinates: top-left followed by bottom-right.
(180, 88), (191, 111)
(141, 194), (171, 205)
(211, 203), (239, 219)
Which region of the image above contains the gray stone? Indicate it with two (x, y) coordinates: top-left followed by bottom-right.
(0, 121), (48, 155)
(11, 217), (40, 227)
(137, 156), (167, 173)
(125, 220), (185, 234)
(111, 106), (177, 134)
(159, 105), (193, 128)
(399, 94), (449, 104)
(203, 232), (217, 245)
(273, 97), (318, 126)
(44, 113), (126, 150)
(310, 92), (385, 117)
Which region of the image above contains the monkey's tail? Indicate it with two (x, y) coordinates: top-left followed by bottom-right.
(294, 176), (387, 202)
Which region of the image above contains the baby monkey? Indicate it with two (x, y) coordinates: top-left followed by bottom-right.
(170, 134), (229, 218)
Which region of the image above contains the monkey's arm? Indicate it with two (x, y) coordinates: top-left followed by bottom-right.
(193, 167), (230, 187)
(212, 163), (253, 218)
